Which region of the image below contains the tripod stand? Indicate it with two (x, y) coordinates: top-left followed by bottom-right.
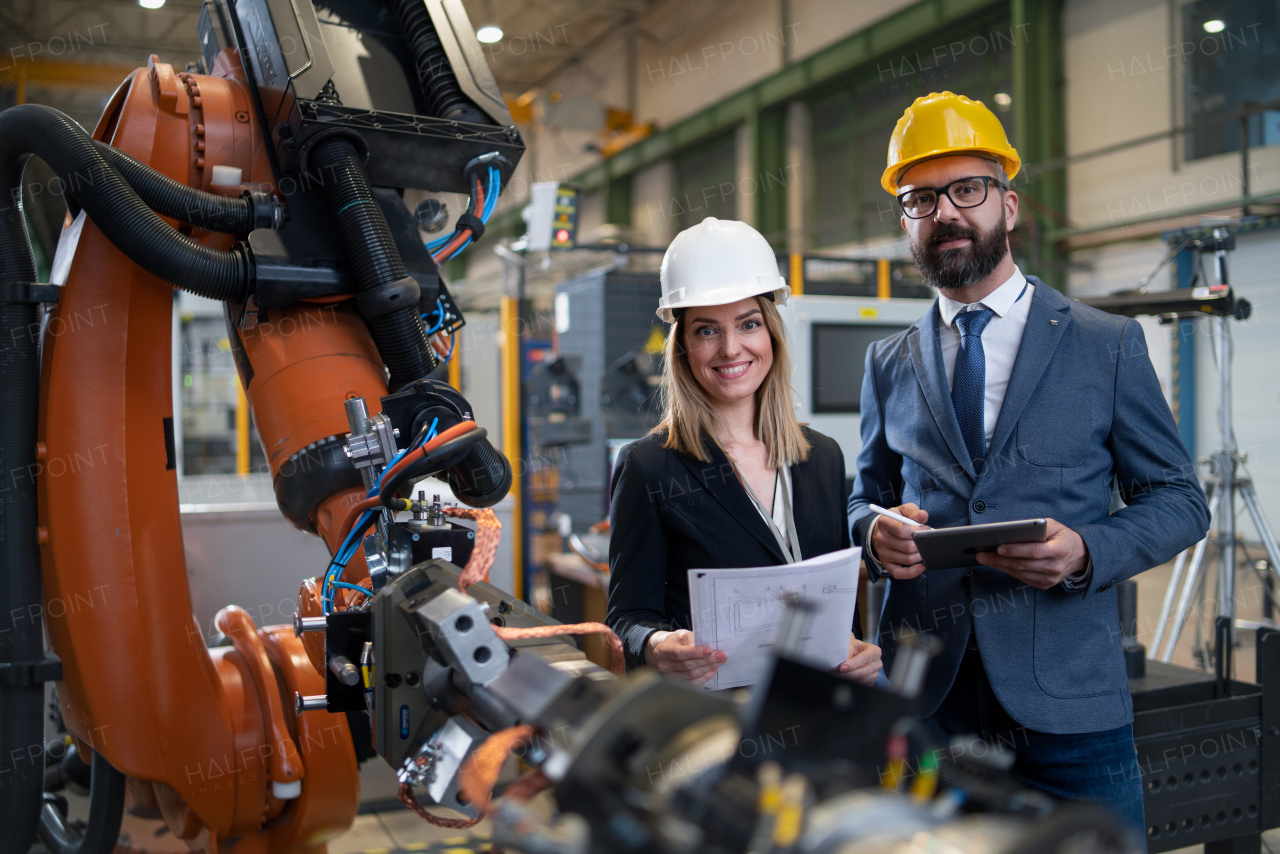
(1150, 229), (1280, 683)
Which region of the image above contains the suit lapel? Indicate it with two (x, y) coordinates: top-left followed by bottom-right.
(909, 304), (976, 479)
(677, 442), (787, 564)
(986, 281), (1071, 465)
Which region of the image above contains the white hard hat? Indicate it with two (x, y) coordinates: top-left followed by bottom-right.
(657, 217), (789, 323)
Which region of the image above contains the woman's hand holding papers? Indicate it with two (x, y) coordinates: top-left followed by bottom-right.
(645, 629), (727, 686)
(835, 634), (882, 685)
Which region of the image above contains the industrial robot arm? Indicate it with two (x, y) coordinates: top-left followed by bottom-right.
(0, 2), (524, 852)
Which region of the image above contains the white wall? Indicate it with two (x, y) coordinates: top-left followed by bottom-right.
(635, 0), (788, 128)
(1191, 231), (1280, 543)
(632, 159), (679, 245)
(578, 189), (606, 238)
(788, 0), (921, 59)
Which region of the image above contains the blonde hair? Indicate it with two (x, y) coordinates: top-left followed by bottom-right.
(655, 296), (810, 467)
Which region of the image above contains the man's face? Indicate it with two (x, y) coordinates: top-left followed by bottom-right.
(898, 155), (1018, 293)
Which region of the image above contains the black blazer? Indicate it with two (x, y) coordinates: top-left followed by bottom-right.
(606, 426), (852, 670)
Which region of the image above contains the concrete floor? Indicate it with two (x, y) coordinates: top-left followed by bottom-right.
(31, 557), (1280, 853)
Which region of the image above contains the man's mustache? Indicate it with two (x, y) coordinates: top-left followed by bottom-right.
(929, 224), (979, 246)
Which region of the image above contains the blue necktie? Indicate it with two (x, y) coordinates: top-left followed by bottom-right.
(952, 307), (995, 470)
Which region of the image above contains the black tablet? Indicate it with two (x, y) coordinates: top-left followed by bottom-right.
(911, 519), (1048, 570)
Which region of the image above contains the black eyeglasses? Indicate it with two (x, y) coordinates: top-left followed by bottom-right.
(896, 175), (1006, 219)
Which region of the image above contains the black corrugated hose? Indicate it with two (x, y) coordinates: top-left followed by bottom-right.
(388, 0), (490, 124)
(0, 104), (250, 302)
(444, 438), (513, 508)
(0, 144), (45, 854)
(93, 141), (270, 236)
(310, 136), (437, 390)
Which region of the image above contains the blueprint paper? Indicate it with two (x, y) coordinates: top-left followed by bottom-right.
(687, 546), (861, 690)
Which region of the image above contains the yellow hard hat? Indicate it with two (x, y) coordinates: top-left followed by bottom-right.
(881, 91), (1020, 194)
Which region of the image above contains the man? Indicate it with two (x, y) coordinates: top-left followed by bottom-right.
(846, 91), (1210, 836)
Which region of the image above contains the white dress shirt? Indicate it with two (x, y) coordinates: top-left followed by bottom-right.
(937, 266), (1031, 448)
(747, 465), (794, 552)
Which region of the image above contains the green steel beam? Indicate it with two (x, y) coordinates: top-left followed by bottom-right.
(1011, 0), (1066, 290)
(754, 105), (788, 246)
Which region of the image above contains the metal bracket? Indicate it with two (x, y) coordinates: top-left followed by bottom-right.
(412, 587), (508, 686)
(0, 654), (63, 687)
(346, 412), (398, 471)
(0, 282), (60, 304)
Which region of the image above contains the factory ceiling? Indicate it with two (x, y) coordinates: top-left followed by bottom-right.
(0, 0), (674, 129)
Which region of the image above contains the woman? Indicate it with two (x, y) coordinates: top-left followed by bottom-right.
(606, 217), (881, 687)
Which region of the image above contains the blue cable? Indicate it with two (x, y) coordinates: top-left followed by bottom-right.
(425, 167), (494, 252)
(333, 581), (373, 598)
(442, 331), (456, 363)
(427, 231), (455, 251)
(322, 426), (435, 612)
(429, 166), (502, 264)
(422, 299), (446, 334)
(480, 169), (495, 220)
(477, 167), (498, 223)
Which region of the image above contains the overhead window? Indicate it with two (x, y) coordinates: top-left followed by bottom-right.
(1181, 0), (1280, 161)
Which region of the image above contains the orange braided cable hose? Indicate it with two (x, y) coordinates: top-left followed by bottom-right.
(491, 623), (625, 675)
(443, 507), (501, 591)
(398, 783), (482, 829)
(502, 769), (551, 803)
(457, 724), (537, 813)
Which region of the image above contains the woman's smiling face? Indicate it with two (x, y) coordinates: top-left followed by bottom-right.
(682, 296), (774, 407)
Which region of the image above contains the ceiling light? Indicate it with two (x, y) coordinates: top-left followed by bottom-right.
(994, 92), (1012, 107)
(139, 0), (166, 7)
(1203, 19), (1226, 33)
(476, 25), (503, 44)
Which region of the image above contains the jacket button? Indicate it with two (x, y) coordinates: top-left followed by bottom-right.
(972, 499), (987, 513)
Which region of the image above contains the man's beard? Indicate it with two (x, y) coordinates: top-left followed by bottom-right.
(910, 215), (1009, 292)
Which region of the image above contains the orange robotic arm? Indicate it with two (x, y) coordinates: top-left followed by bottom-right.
(0, 1), (524, 851)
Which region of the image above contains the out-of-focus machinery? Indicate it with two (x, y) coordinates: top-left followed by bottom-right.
(0, 1), (1143, 851)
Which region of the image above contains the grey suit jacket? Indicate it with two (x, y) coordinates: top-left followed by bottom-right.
(848, 278), (1209, 734)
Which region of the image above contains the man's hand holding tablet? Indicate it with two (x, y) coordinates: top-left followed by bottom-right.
(973, 519), (1090, 590)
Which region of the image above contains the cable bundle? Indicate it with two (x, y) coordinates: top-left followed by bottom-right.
(428, 165), (500, 265)
(321, 417), (477, 613)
